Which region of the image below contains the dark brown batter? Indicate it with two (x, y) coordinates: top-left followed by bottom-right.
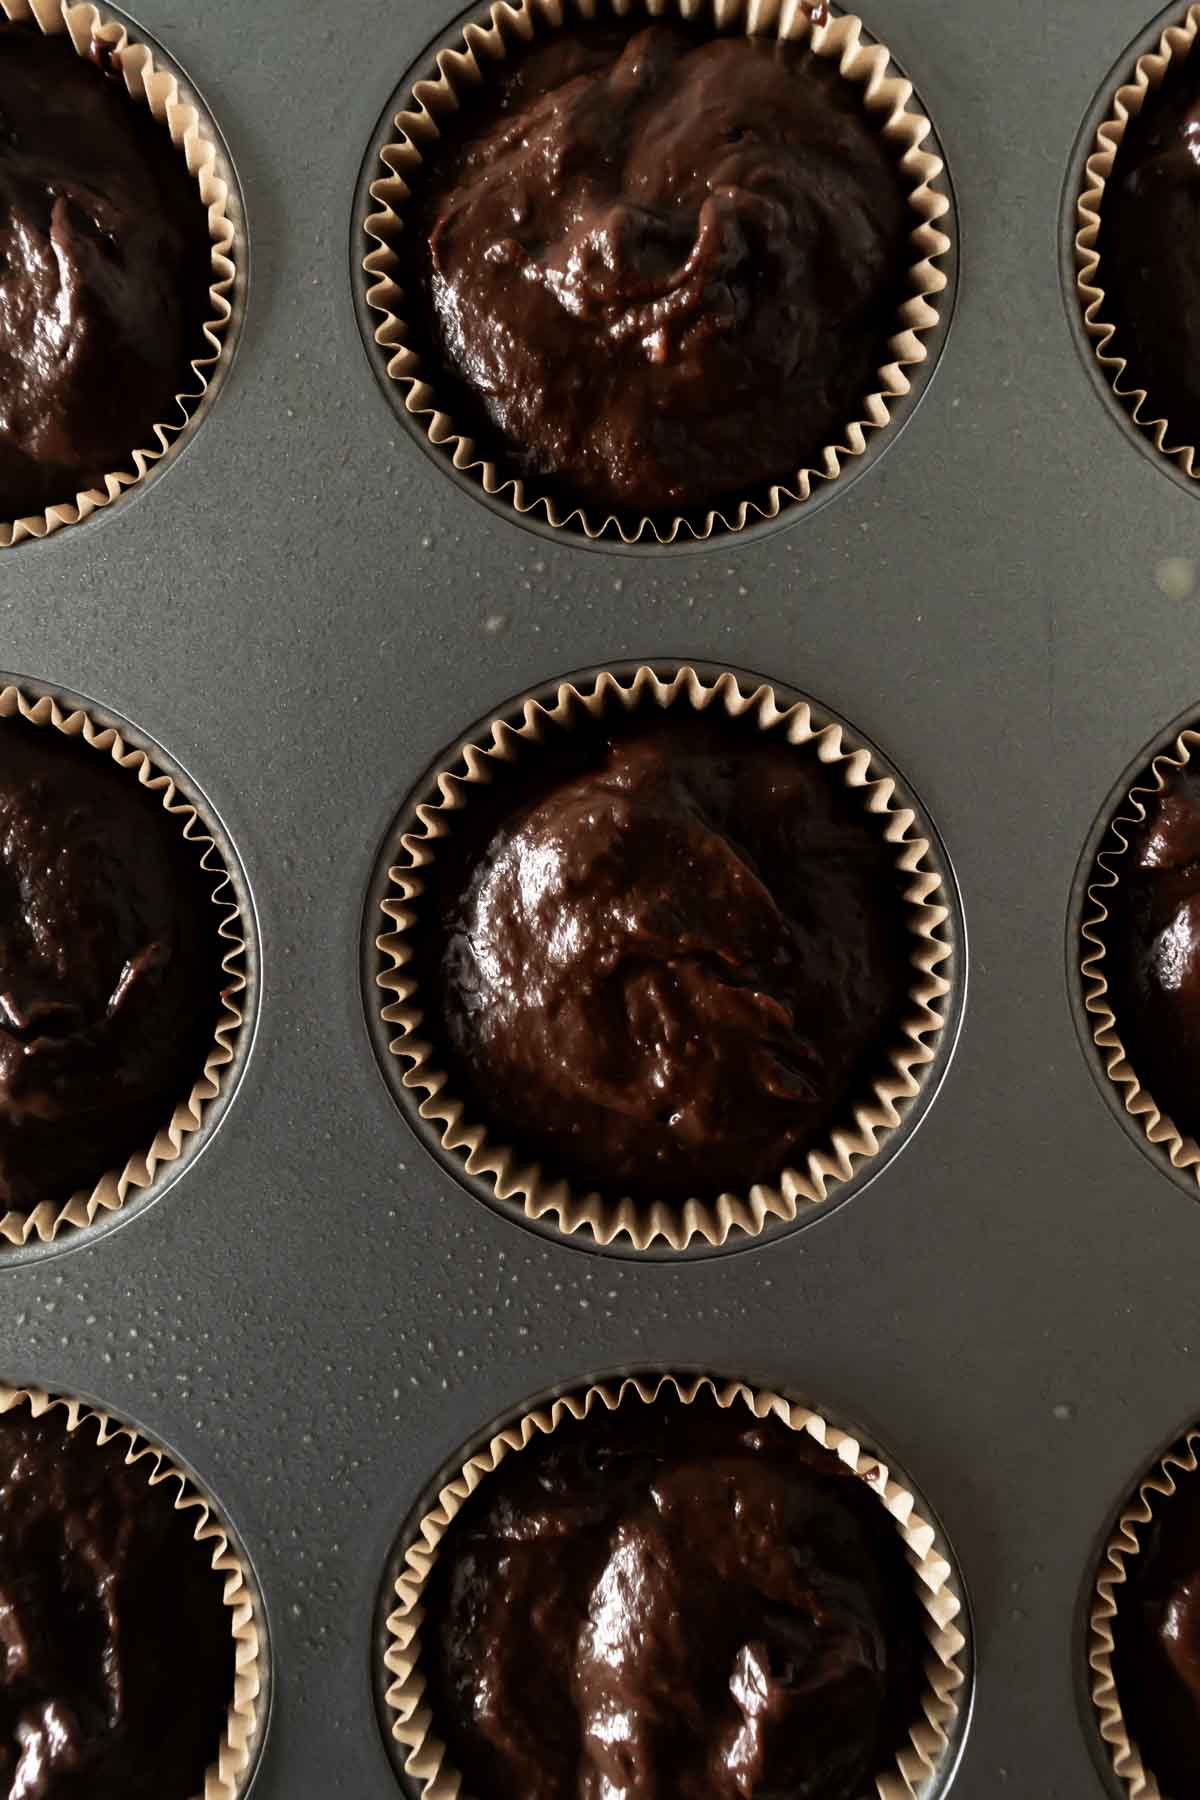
(1105, 767), (1200, 1141)
(421, 710), (911, 1204)
(0, 722), (222, 1215)
(0, 25), (212, 520)
(411, 23), (912, 521)
(423, 1388), (926, 1800)
(0, 1406), (234, 1799)
(1097, 46), (1200, 450)
(1112, 1462), (1200, 1797)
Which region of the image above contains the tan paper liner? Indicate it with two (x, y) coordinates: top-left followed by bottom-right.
(1075, 5), (1200, 480)
(1088, 1429), (1200, 1799)
(0, 0), (238, 547)
(1080, 728), (1200, 1186)
(376, 665), (953, 1251)
(0, 684), (248, 1248)
(0, 1383), (264, 1800)
(383, 1374), (967, 1800)
(362, 0), (952, 546)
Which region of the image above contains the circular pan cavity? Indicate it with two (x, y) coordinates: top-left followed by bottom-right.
(0, 672), (260, 1267)
(0, 0), (249, 552)
(0, 1380), (272, 1800)
(351, 0), (958, 557)
(1061, 2), (1200, 501)
(1076, 1413), (1200, 1800)
(372, 1368), (975, 1799)
(1068, 698), (1200, 1207)
(361, 660), (967, 1261)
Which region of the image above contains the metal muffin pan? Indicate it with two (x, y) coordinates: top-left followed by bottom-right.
(2, 0), (1199, 1794)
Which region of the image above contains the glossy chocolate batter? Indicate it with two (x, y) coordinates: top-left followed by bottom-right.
(411, 23), (912, 520)
(423, 1389), (926, 1800)
(1105, 767), (1200, 1141)
(0, 1406), (234, 1800)
(0, 24), (212, 520)
(1097, 46), (1200, 449)
(422, 711), (911, 1204)
(1112, 1463), (1200, 1797)
(0, 722), (222, 1214)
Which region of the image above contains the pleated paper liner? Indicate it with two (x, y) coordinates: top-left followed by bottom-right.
(0, 1384), (266, 1800)
(0, 0), (239, 547)
(1080, 727), (1200, 1189)
(361, 0), (952, 546)
(382, 1373), (968, 1800)
(1075, 4), (1200, 482)
(1089, 1429), (1200, 1799)
(0, 684), (248, 1250)
(375, 664), (954, 1252)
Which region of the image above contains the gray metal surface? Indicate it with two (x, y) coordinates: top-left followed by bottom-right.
(0, 0), (1195, 1796)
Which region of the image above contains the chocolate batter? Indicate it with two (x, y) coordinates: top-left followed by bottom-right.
(0, 1406), (234, 1799)
(1105, 767), (1200, 1142)
(0, 25), (212, 520)
(1097, 46), (1200, 450)
(1112, 1462), (1200, 1797)
(421, 711), (911, 1204)
(423, 1389), (926, 1800)
(0, 722), (222, 1214)
(410, 23), (912, 521)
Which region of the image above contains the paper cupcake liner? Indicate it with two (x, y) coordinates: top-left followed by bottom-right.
(382, 1373), (967, 1800)
(0, 1383), (265, 1800)
(362, 0), (952, 546)
(1075, 5), (1200, 479)
(1088, 1429), (1200, 1799)
(376, 664), (954, 1251)
(0, 0), (239, 547)
(1080, 727), (1200, 1185)
(0, 683), (248, 1248)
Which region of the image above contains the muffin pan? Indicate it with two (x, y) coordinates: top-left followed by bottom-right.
(6, 0), (1200, 1796)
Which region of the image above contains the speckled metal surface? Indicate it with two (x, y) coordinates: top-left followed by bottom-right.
(1, 1), (1197, 1796)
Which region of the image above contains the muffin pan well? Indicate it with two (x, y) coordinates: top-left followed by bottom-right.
(1072, 702), (1200, 1205)
(0, 673), (258, 1264)
(6, 0), (1200, 1796)
(0, 0), (247, 545)
(366, 661), (963, 1257)
(0, 1382), (270, 1799)
(1068, 2), (1200, 497)
(375, 1374), (973, 1799)
(353, 0), (959, 552)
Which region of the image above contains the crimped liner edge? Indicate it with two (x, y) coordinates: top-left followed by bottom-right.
(0, 684), (248, 1248)
(362, 0), (951, 545)
(0, 0), (238, 546)
(0, 1383), (264, 1800)
(1080, 728), (1200, 1184)
(1075, 3), (1200, 478)
(1088, 1430), (1200, 1799)
(383, 1373), (967, 1800)
(376, 664), (954, 1251)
